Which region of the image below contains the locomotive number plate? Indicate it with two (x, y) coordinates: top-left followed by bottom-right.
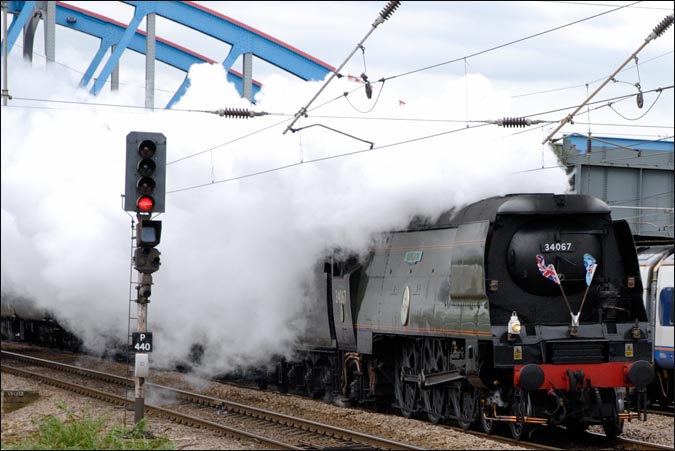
(540, 242), (573, 252)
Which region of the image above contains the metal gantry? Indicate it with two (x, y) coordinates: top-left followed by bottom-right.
(2, 1), (334, 107)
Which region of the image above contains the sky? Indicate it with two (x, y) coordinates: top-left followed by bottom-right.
(1, 1), (673, 374)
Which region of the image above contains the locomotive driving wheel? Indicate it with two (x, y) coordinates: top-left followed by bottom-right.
(394, 341), (419, 418)
(451, 385), (478, 429)
(421, 339), (449, 424)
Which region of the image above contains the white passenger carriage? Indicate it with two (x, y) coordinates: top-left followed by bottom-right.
(638, 247), (674, 405)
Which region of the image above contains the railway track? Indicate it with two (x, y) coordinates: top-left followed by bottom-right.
(585, 432), (675, 451)
(646, 408), (674, 418)
(3, 349), (672, 451)
(1, 351), (422, 450)
(436, 420), (674, 451)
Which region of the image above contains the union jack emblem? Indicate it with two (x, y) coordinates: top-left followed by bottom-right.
(536, 254), (560, 285)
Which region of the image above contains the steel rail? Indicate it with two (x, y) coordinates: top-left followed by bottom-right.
(1, 353), (423, 450)
(1, 364), (300, 449)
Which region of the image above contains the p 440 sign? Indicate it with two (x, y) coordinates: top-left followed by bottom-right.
(132, 332), (153, 353)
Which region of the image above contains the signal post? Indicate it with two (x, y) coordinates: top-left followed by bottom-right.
(124, 131), (166, 424)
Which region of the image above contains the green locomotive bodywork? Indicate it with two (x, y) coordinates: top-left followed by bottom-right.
(292, 194), (653, 438)
(331, 221), (492, 355)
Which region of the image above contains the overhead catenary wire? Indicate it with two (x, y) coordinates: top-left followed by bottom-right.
(384, 1), (642, 82)
(7, 3), (667, 132)
(170, 132), (671, 204)
(7, 95), (283, 117)
(274, 1), (664, 138)
(5, 5), (672, 178)
(166, 84), (672, 170)
(504, 85), (674, 139)
(166, 117), (671, 195)
(544, 1), (673, 11)
(4, 1), (662, 127)
(166, 114), (292, 166)
(511, 50), (674, 99)
(6, 95), (671, 137)
(309, 0), (654, 120)
(168, 122), (492, 194)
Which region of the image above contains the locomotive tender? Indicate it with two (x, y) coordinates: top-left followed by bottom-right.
(284, 193), (654, 439)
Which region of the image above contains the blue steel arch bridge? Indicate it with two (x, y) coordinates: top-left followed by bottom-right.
(2, 1), (334, 108)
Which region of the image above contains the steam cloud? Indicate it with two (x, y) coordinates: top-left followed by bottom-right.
(1, 58), (569, 375)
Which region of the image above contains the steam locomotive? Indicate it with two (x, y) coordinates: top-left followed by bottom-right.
(276, 193), (654, 440)
(1, 193), (660, 440)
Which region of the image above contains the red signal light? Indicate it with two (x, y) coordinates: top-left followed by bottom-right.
(137, 196), (154, 212)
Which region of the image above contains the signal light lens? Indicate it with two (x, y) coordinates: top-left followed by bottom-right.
(137, 158), (156, 177)
(138, 140), (156, 158)
(137, 177), (156, 194)
(137, 196), (154, 212)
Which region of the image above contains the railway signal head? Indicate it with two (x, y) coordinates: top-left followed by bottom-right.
(124, 132), (166, 214)
(134, 247), (161, 274)
(137, 219), (162, 248)
(136, 273), (153, 303)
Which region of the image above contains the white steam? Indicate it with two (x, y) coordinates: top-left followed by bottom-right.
(1, 58), (569, 374)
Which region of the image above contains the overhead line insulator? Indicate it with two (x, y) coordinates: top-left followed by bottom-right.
(497, 117), (533, 128)
(379, 1), (401, 22)
(646, 13), (673, 42)
(214, 108), (269, 118)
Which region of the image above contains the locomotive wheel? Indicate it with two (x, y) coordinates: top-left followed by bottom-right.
(480, 407), (494, 434)
(602, 388), (625, 439)
(509, 389), (533, 441)
(451, 386), (477, 430)
(421, 339), (448, 424)
(394, 342), (419, 418)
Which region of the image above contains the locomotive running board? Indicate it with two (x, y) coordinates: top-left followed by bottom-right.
(420, 369), (464, 389)
(405, 369), (463, 389)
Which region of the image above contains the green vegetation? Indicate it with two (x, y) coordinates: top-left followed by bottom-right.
(2, 404), (175, 450)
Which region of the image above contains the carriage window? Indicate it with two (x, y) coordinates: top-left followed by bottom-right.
(659, 287), (673, 326)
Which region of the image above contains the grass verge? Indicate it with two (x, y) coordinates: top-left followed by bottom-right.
(1, 403), (175, 450)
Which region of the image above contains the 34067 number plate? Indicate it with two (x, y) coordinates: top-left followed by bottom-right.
(541, 242), (573, 252)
